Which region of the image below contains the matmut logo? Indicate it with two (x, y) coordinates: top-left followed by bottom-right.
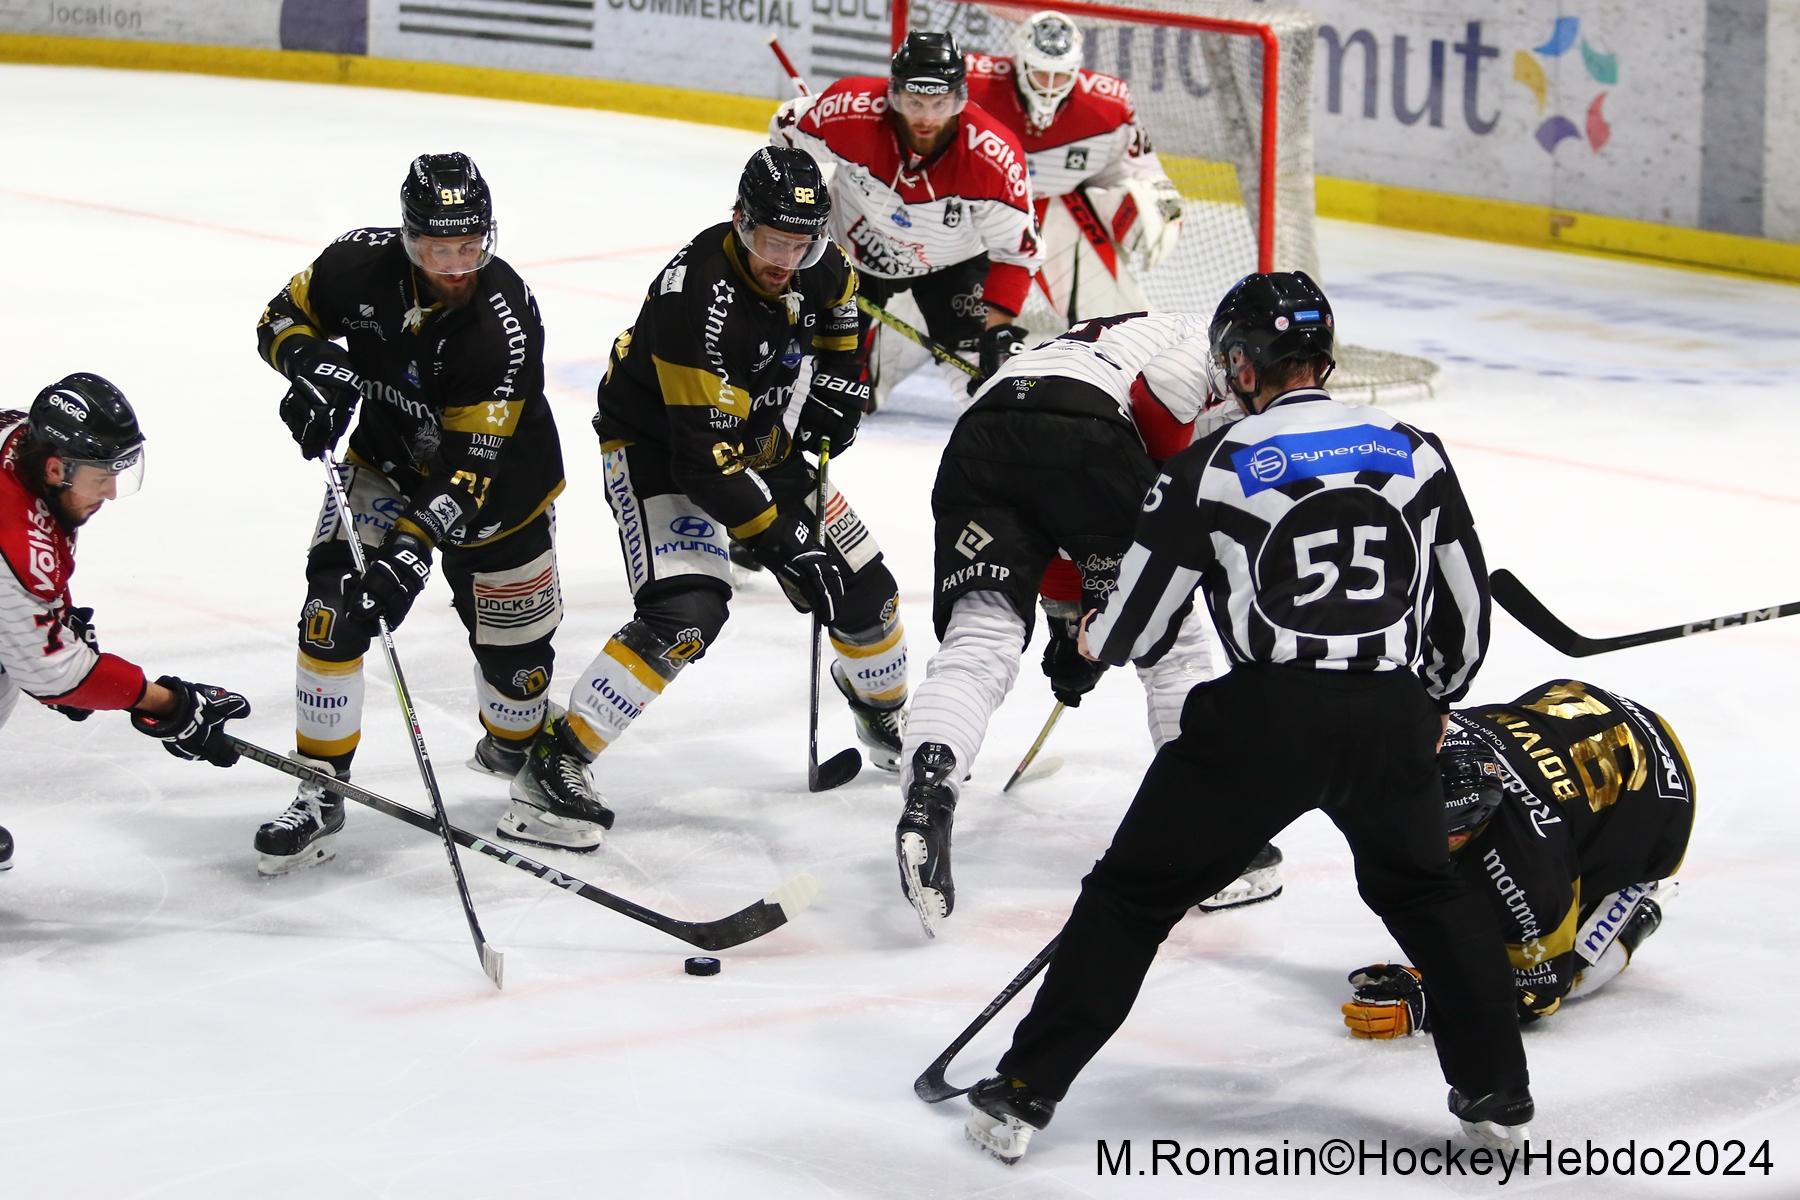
(964, 124), (1028, 198)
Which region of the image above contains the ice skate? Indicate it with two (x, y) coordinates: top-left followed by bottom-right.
(832, 660), (905, 770)
(467, 731), (528, 779)
(965, 1075), (1057, 1166)
(254, 757), (347, 876)
(897, 742), (957, 936)
(1450, 1086), (1534, 1148)
(1196, 842), (1284, 912)
(498, 715), (613, 852)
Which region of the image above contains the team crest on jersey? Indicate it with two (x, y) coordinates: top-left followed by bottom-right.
(1064, 148), (1089, 171)
(664, 626), (706, 665)
(511, 667), (549, 695)
(943, 198), (963, 227)
(303, 599), (336, 649)
(890, 209), (913, 229)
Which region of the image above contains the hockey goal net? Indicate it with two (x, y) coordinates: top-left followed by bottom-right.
(892, 0), (1437, 401)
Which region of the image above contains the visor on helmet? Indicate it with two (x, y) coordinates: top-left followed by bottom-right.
(403, 227), (497, 276)
(735, 210), (829, 272)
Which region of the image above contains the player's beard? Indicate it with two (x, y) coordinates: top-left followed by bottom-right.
(50, 490), (95, 530)
(423, 270), (478, 308)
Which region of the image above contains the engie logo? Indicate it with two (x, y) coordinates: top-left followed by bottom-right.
(1513, 16), (1616, 153)
(1231, 424), (1414, 497)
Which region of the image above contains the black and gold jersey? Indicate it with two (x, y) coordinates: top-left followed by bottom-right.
(595, 222), (858, 541)
(256, 227), (565, 547)
(1453, 679), (1695, 1019)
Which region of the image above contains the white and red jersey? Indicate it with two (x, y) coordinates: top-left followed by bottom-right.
(976, 311), (1231, 457)
(0, 416), (146, 713)
(965, 54), (1171, 202)
(771, 77), (1042, 317)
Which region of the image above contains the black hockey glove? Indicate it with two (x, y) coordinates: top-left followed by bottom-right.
(971, 322), (1029, 394)
(278, 340), (362, 460)
(1041, 611), (1106, 707)
(49, 607), (100, 721)
(130, 676), (252, 767)
(752, 513), (845, 625)
(344, 530), (433, 635)
(793, 370), (869, 455)
(1341, 964), (1430, 1039)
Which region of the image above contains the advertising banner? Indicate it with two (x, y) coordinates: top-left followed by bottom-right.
(0, 0), (285, 46)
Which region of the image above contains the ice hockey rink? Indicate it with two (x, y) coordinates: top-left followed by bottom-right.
(2, 64), (1797, 1199)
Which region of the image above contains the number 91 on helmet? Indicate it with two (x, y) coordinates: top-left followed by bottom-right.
(734, 147), (833, 276)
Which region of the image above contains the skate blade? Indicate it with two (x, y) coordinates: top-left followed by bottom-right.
(898, 832), (945, 939)
(1196, 866), (1283, 912)
(1460, 1118), (1531, 1149)
(496, 803), (604, 852)
(465, 753), (523, 781)
(964, 1110), (1032, 1165)
(256, 832), (340, 877)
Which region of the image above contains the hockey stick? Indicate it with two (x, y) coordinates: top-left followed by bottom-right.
(766, 34), (810, 96)
(809, 437), (863, 792)
(232, 738), (821, 951)
(915, 933), (1060, 1103)
(856, 295), (982, 380)
(321, 449), (503, 988)
(1490, 568), (1800, 657)
(1002, 702), (1066, 793)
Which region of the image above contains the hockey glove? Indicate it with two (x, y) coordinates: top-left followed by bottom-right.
(345, 530), (433, 634)
(130, 676), (252, 767)
(972, 323), (1029, 394)
(49, 606), (100, 721)
(792, 369), (869, 455)
(278, 340), (362, 460)
(1341, 963), (1430, 1039)
(752, 513), (845, 625)
(1041, 611), (1106, 707)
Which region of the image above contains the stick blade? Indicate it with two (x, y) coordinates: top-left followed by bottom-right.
(765, 873), (821, 919)
(1489, 568), (1596, 656)
(914, 1068), (971, 1104)
(481, 945), (505, 990)
(809, 748), (863, 793)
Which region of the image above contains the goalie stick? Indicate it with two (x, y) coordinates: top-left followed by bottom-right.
(1490, 569), (1800, 657)
(232, 737), (821, 952)
(915, 934), (1059, 1103)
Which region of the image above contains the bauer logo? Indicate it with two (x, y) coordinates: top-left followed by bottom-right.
(1232, 425), (1413, 496)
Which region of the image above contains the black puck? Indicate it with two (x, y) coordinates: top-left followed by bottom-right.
(684, 956), (721, 976)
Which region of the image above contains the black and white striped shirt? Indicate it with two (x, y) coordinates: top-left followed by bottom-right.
(1087, 388), (1490, 705)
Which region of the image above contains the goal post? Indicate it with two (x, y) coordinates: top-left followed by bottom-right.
(889, 0), (1437, 400)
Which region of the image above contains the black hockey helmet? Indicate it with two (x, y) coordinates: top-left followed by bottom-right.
(1207, 270), (1336, 400)
(1440, 727), (1506, 846)
(400, 152), (496, 274)
(890, 30), (969, 112)
(734, 147), (832, 272)
(27, 372), (147, 496)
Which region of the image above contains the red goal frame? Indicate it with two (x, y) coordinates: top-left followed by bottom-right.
(891, 0), (1281, 271)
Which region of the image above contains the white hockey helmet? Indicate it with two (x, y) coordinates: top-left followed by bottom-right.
(1012, 11), (1083, 130)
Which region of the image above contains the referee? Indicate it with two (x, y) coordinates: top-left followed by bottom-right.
(963, 272), (1532, 1164)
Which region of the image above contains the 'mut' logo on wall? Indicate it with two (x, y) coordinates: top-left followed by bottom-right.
(1314, 17), (1616, 149)
(1512, 16), (1617, 153)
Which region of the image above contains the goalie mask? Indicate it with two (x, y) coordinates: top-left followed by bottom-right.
(401, 151), (497, 276)
(1207, 270), (1336, 401)
(1440, 728), (1506, 850)
(1013, 11), (1083, 130)
(734, 147), (832, 272)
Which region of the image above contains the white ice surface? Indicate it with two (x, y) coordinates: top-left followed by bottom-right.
(1, 66), (1797, 1199)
